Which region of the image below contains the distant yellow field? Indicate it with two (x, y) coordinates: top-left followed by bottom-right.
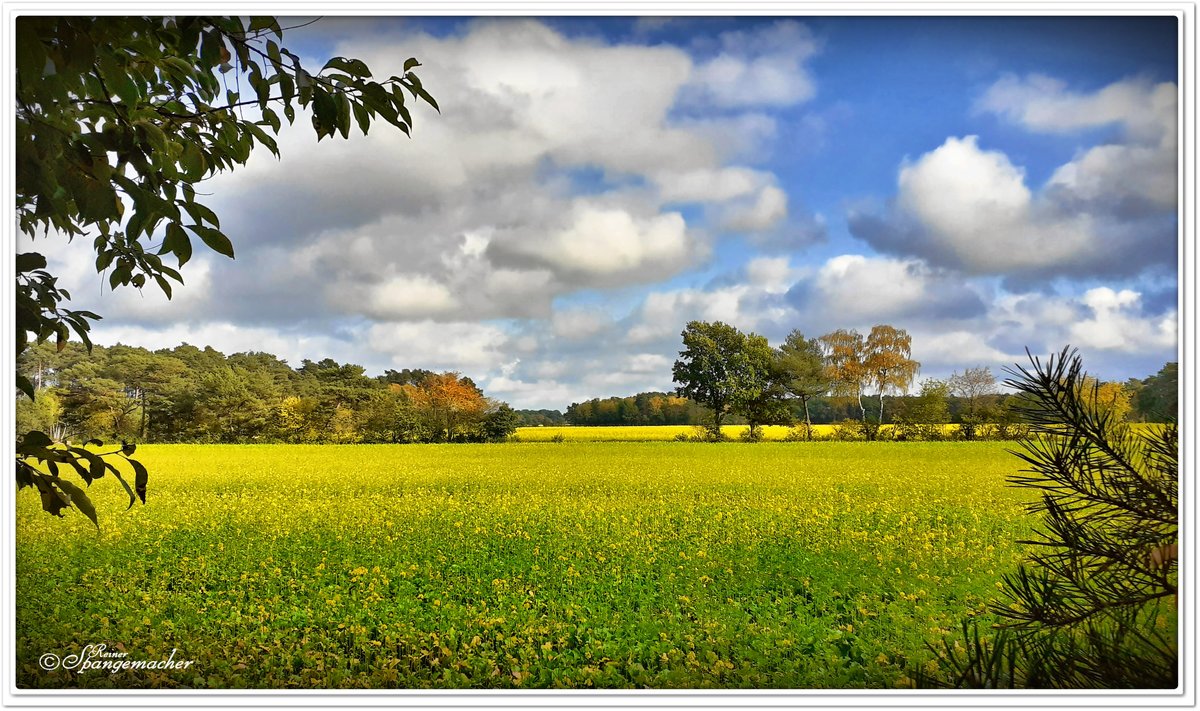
(516, 422), (1168, 442)
(515, 424), (839, 441)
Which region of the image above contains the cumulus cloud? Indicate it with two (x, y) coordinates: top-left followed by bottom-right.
(979, 74), (1177, 215)
(487, 202), (702, 286)
(1068, 287), (1177, 353)
(787, 254), (987, 325)
(851, 75), (1177, 283)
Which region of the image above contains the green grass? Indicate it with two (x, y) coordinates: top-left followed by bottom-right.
(16, 442), (1037, 689)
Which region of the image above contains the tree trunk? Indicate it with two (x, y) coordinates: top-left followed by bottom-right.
(857, 392), (866, 420)
(878, 390), (885, 424)
(803, 397), (812, 441)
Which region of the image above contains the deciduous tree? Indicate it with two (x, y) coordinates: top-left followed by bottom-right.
(672, 321), (762, 438)
(818, 328), (868, 420)
(863, 324), (920, 424)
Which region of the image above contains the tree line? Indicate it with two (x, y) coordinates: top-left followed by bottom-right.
(667, 320), (1176, 441)
(17, 342), (518, 444)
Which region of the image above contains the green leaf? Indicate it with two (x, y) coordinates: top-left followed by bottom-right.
(33, 474), (70, 517)
(311, 88), (336, 136)
(121, 441), (137, 457)
(104, 462), (137, 510)
(126, 457), (148, 504)
(336, 93), (351, 139)
(266, 39), (283, 69)
(162, 222), (193, 267)
(52, 477), (99, 528)
(243, 122), (279, 158)
(16, 252), (47, 273)
(186, 224), (235, 259)
(261, 107), (281, 134)
(352, 101), (371, 136)
(18, 430), (54, 453)
(67, 447), (107, 482)
(137, 121), (168, 156)
(248, 16), (276, 33)
(16, 460), (36, 489)
(15, 23), (47, 89)
(183, 201), (220, 228)
(16, 374), (35, 401)
(97, 51), (139, 107)
(403, 57), (421, 71)
(154, 274), (173, 298)
(180, 142), (207, 181)
(323, 56), (372, 78)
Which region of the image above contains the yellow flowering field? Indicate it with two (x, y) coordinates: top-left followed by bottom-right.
(514, 425), (817, 441)
(16, 442), (1035, 689)
(513, 424), (969, 441)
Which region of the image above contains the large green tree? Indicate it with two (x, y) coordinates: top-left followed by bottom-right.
(15, 16), (436, 525)
(672, 321), (765, 438)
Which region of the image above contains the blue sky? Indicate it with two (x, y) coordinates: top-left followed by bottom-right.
(31, 15), (1180, 409)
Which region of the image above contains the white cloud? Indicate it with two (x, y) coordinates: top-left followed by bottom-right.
(87, 321), (362, 368)
(893, 135), (1091, 271)
(364, 274), (459, 319)
(625, 286), (756, 346)
(912, 331), (1022, 369)
(1069, 287), (1177, 352)
(685, 21), (820, 108)
(807, 254), (985, 323)
(366, 320), (512, 371)
(743, 256), (798, 294)
(551, 307), (614, 341)
(491, 203), (699, 284)
(653, 167), (770, 203)
(139, 17), (818, 333)
(719, 185), (789, 232)
(979, 74), (1177, 212)
(853, 75), (1177, 282)
(976, 74), (1175, 141)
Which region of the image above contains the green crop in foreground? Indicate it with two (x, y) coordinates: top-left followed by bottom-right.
(17, 442), (1036, 689)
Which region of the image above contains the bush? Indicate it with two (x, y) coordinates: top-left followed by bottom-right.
(781, 424), (818, 442)
(830, 419), (868, 441)
(738, 427), (765, 442)
(892, 419), (948, 442)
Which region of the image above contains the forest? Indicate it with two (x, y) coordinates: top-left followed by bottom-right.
(16, 341), (519, 444)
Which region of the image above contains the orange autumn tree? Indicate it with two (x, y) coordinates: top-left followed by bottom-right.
(819, 328), (868, 420)
(401, 372), (490, 442)
(863, 324), (920, 424)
